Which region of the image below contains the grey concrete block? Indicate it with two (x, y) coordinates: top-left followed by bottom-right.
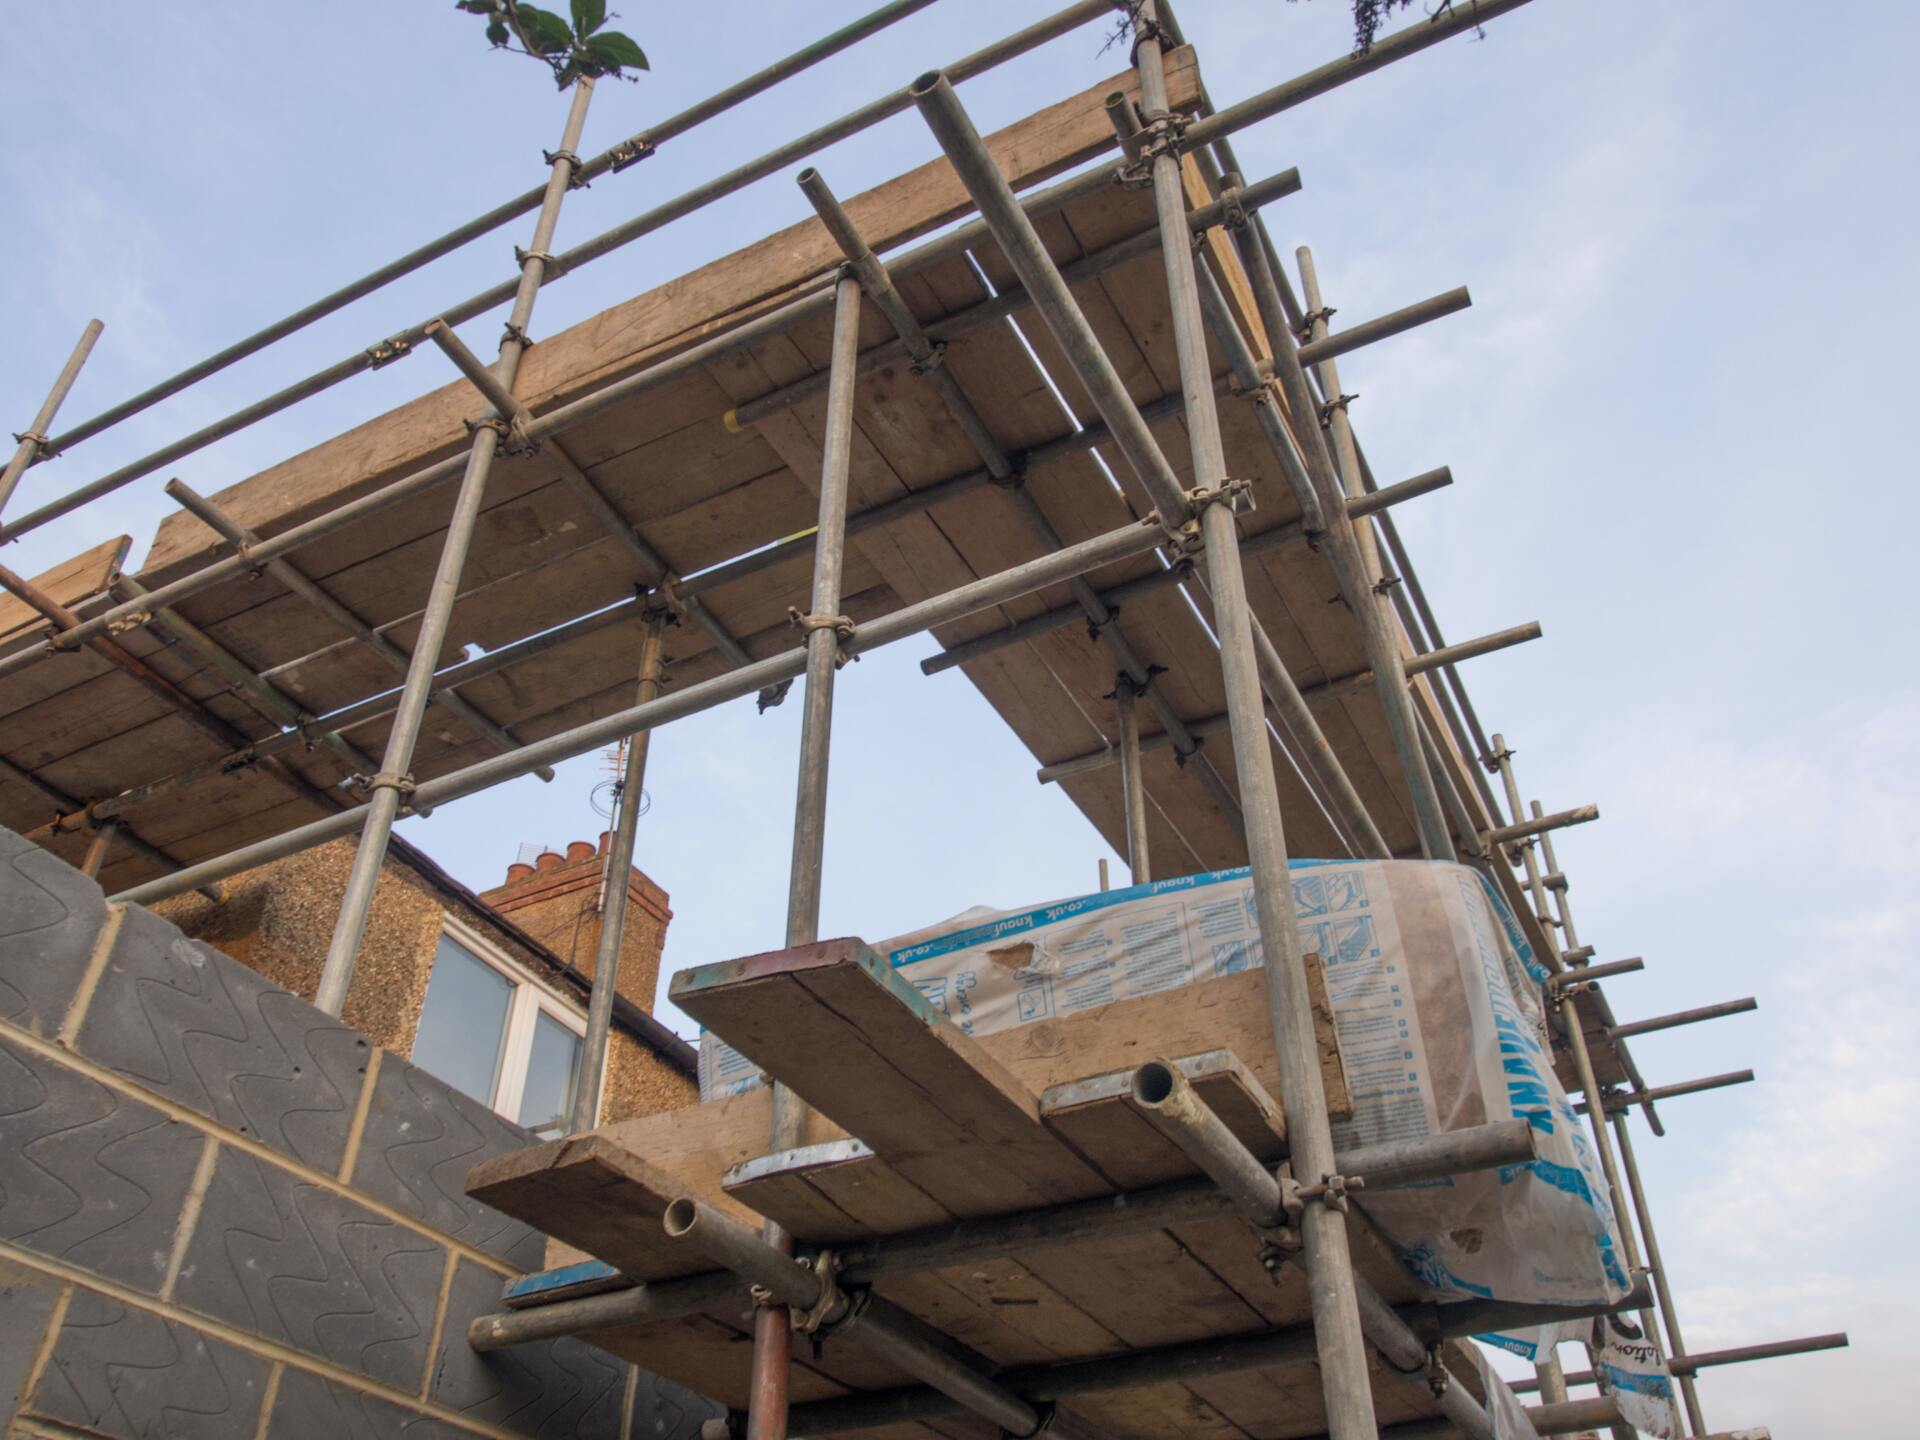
(352, 1057), (543, 1268)
(0, 1256), (63, 1416)
(0, 826), (105, 1038)
(262, 1366), (463, 1440)
(173, 1147), (445, 1393)
(27, 1288), (269, 1439)
(628, 1370), (725, 1440)
(429, 1259), (632, 1438)
(72, 904), (370, 1175)
(0, 1035), (204, 1294)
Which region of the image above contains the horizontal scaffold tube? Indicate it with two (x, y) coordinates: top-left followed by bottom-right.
(921, 465), (1453, 677)
(1608, 997), (1757, 1042)
(1035, 622), (1543, 783)
(468, 1119), (1539, 1352)
(114, 515), (1170, 904)
(1508, 1330), (1849, 1392)
(1486, 802), (1598, 848)
(1577, 1069), (1756, 1116)
(782, 1282), (1648, 1437)
(0, 1), (1113, 543)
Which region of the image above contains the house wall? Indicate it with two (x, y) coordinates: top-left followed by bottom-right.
(152, 835), (696, 1122)
(0, 826), (718, 1439)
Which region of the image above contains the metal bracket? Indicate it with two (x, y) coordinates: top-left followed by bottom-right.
(642, 575), (688, 624)
(1187, 477), (1255, 515)
(462, 414), (513, 452)
(1282, 1170), (1364, 1216)
(1371, 572), (1403, 596)
(1106, 663), (1164, 703)
(1218, 185), (1251, 233)
(10, 430), (49, 458)
(366, 335), (414, 369)
(988, 450), (1027, 491)
(1296, 305), (1337, 341)
(543, 147), (589, 188)
(1136, 107), (1187, 164)
(909, 341), (948, 377)
(1422, 1345), (1451, 1397)
(1317, 392), (1356, 429)
(607, 135), (656, 172)
(514, 245), (570, 279)
(352, 769), (416, 798)
(788, 607), (858, 667)
(501, 320), (533, 350)
(790, 1251), (848, 1336)
(1085, 602), (1119, 643)
(1171, 735), (1202, 769)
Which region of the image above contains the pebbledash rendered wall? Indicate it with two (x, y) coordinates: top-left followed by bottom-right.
(0, 827), (717, 1440)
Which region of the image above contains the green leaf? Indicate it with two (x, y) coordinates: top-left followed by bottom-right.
(516, 4), (574, 53)
(570, 0), (606, 37)
(455, 1), (495, 13)
(485, 15), (509, 44)
(585, 29), (647, 71)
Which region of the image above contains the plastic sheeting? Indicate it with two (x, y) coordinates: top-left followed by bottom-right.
(698, 858), (1630, 1311)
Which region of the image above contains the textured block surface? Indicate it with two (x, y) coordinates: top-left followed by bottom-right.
(0, 829), (103, 1037)
(0, 1258), (63, 1415)
(0, 1034), (204, 1293)
(264, 1366), (464, 1440)
(174, 1147), (446, 1391)
(73, 904), (371, 1175)
(354, 1057), (544, 1268)
(28, 1289), (269, 1440)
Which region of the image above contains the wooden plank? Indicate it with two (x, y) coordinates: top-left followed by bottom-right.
(671, 938), (1109, 1216)
(465, 1132), (755, 1283)
(139, 52), (1205, 584)
(0, 535), (129, 649)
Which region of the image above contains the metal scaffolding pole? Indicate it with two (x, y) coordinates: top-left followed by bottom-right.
(312, 78), (595, 1017)
(1512, 777), (1677, 1440)
(1131, 13), (1377, 1430)
(78, 823), (118, 880)
(114, 514), (1172, 906)
(570, 607), (670, 1134)
(0, 318), (103, 517)
(1115, 676), (1152, 882)
(1294, 246), (1454, 860)
(748, 271), (864, 1440)
(1612, 1108), (1709, 1434)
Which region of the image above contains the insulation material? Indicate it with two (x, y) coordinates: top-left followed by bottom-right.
(699, 859), (1629, 1309)
(1481, 1315), (1681, 1438)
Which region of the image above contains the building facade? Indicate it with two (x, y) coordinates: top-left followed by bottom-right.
(152, 830), (697, 1130)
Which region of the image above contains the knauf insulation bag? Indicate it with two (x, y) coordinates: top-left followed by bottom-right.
(698, 858), (1629, 1311)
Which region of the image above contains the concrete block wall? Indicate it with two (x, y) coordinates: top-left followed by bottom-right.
(0, 828), (718, 1440)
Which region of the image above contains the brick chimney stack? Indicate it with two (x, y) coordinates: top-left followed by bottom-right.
(479, 834), (673, 1014)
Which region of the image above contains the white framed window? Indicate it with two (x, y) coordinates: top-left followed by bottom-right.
(410, 915), (593, 1136)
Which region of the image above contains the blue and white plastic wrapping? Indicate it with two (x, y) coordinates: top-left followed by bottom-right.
(699, 858), (1632, 1316)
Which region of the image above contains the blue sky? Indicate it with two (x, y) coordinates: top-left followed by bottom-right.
(3, 3), (1913, 1434)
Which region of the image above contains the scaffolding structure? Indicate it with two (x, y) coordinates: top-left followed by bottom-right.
(0, 2), (1848, 1437)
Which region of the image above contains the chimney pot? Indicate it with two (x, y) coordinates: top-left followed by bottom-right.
(598, 830), (613, 855)
(536, 849), (565, 872)
(566, 839), (596, 864)
(506, 861), (534, 883)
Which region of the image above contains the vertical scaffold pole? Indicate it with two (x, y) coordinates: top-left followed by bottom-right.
(1496, 752), (1674, 1440)
(1131, 11), (1378, 1435)
(1610, 1107), (1709, 1435)
(1293, 246), (1454, 861)
(313, 78), (596, 1016)
(0, 318), (104, 517)
(571, 607), (671, 1134)
(1116, 676), (1152, 883)
(1492, 733), (1553, 927)
(748, 271), (863, 1440)
(1538, 813), (1706, 1437)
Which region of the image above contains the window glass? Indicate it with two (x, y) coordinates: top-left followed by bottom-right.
(413, 934), (514, 1105)
(518, 1007), (583, 1135)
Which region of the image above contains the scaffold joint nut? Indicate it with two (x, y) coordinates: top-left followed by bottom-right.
(1423, 1346), (1451, 1397)
(354, 770), (416, 798)
(788, 607), (858, 667)
(641, 575), (687, 623)
(514, 245), (570, 280)
(1186, 477), (1255, 516)
(909, 341), (948, 377)
(1219, 186), (1251, 232)
(1317, 392), (1357, 429)
(790, 1251), (849, 1336)
(1296, 305), (1337, 341)
(1372, 572), (1404, 596)
(988, 451), (1027, 490)
(365, 335), (415, 369)
(543, 147), (588, 187)
(1292, 1171), (1363, 1214)
(11, 430), (50, 455)
(501, 320), (532, 350)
